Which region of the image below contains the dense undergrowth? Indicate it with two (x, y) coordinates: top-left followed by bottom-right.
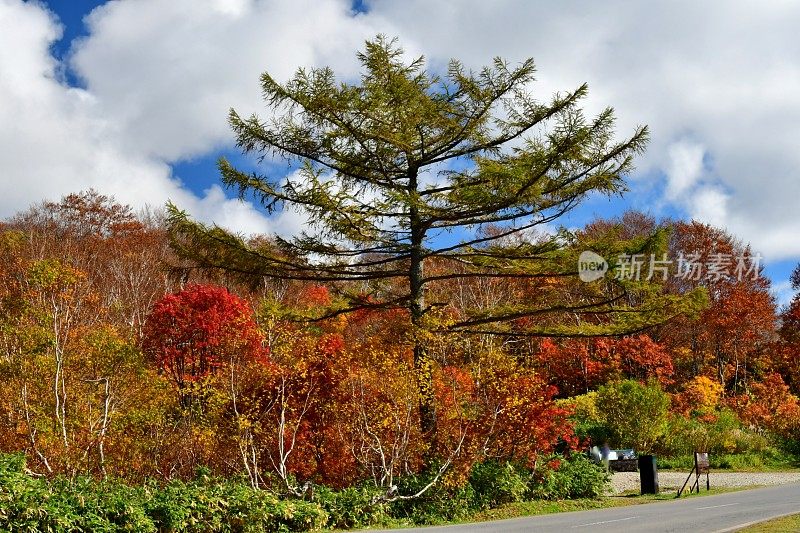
(0, 453), (609, 532)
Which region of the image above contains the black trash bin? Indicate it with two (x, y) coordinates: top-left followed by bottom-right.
(638, 454), (659, 494)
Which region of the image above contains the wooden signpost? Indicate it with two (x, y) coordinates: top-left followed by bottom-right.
(677, 451), (710, 497)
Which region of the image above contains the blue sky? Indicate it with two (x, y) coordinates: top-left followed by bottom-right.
(2, 0), (799, 303)
(47, 0), (244, 193)
(46, 1), (102, 80)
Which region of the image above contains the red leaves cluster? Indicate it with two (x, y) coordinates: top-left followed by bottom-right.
(730, 373), (800, 437)
(534, 339), (606, 396)
(298, 285), (332, 307)
(142, 284), (267, 388)
(434, 357), (575, 482)
(534, 335), (674, 397)
(613, 335), (674, 385)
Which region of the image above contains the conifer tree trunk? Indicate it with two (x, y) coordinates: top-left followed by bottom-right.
(408, 168), (436, 439)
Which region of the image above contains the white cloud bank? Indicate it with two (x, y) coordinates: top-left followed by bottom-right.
(1, 0), (800, 262)
(0, 0), (372, 234)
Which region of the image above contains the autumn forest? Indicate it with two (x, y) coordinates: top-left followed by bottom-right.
(2, 38), (800, 531)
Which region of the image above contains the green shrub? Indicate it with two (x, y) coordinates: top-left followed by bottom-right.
(659, 415), (706, 456)
(388, 469), (476, 524)
(658, 447), (795, 471)
(0, 455), (157, 532)
(707, 410), (754, 454)
(144, 477), (328, 533)
(0, 454), (327, 533)
(530, 455), (610, 500)
(595, 380), (669, 453)
(713, 448), (792, 470)
(658, 409), (773, 459)
(314, 485), (387, 529)
(776, 435), (800, 458)
(567, 393), (612, 445)
(469, 461), (528, 508)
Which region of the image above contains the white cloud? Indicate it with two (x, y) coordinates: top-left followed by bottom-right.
(687, 186), (730, 229)
(70, 0), (375, 162)
(665, 140), (705, 200)
(772, 280), (795, 308)
(0, 0), (372, 234)
(0, 0), (177, 222)
(1, 0), (800, 266)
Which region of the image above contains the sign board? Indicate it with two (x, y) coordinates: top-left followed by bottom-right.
(695, 452), (710, 474)
(678, 451), (711, 497)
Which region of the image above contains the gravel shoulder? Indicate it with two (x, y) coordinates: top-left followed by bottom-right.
(611, 471), (800, 494)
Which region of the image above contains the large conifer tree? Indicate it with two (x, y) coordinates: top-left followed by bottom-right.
(169, 37), (701, 439)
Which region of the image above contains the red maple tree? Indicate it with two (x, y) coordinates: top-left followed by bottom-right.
(142, 284), (267, 390)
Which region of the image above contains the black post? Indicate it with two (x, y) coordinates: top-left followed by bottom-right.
(638, 455), (659, 494)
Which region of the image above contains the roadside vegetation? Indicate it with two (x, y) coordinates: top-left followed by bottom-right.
(0, 453), (609, 531)
(738, 513), (800, 532)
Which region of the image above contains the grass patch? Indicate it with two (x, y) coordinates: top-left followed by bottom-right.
(737, 513), (800, 532)
(470, 498), (628, 522)
(617, 486), (755, 500)
(453, 486), (754, 526)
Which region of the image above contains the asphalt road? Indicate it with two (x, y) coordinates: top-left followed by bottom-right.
(379, 484), (800, 533)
